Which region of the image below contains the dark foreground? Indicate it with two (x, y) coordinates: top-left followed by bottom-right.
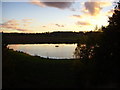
(2, 47), (119, 89)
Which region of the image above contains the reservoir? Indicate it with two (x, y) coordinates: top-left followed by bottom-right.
(7, 44), (77, 59)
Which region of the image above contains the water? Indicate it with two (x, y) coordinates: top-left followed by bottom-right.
(7, 44), (77, 59)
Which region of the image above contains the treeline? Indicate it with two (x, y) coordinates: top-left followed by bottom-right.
(2, 31), (103, 44)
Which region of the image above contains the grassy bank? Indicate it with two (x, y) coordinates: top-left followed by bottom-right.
(2, 47), (96, 88)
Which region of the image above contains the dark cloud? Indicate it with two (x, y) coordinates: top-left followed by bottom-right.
(70, 8), (76, 11)
(44, 2), (73, 9)
(76, 21), (91, 26)
(84, 1), (112, 16)
(72, 15), (82, 18)
(30, 0), (74, 9)
(42, 26), (46, 27)
(84, 2), (101, 16)
(16, 29), (27, 31)
(55, 24), (64, 27)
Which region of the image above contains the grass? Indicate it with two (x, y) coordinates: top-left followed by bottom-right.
(3, 48), (96, 88)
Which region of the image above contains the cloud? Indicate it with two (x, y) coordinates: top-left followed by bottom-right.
(83, 1), (112, 16)
(55, 24), (64, 27)
(1, 19), (33, 32)
(30, 0), (74, 9)
(70, 8), (76, 11)
(105, 9), (114, 16)
(22, 19), (33, 23)
(30, 0), (44, 7)
(100, 2), (112, 7)
(84, 2), (101, 16)
(76, 21), (91, 26)
(2, 20), (20, 29)
(42, 26), (46, 27)
(69, 1), (113, 28)
(72, 15), (82, 18)
(15, 29), (28, 31)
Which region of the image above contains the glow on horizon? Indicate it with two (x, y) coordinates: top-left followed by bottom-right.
(0, 0), (116, 33)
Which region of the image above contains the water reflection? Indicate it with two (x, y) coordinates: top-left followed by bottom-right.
(7, 44), (76, 59)
(7, 43), (99, 59)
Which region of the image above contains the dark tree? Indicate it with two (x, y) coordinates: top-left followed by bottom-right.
(94, 0), (120, 87)
(105, 0), (120, 32)
(73, 43), (95, 60)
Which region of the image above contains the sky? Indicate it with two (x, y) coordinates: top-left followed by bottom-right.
(0, 0), (118, 33)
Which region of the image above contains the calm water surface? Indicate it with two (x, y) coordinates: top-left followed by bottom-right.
(7, 44), (77, 59)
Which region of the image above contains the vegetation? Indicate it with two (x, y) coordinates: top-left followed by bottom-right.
(2, 32), (102, 44)
(73, 1), (120, 87)
(74, 0), (120, 80)
(3, 47), (96, 88)
(2, 0), (120, 88)
(93, 1), (120, 87)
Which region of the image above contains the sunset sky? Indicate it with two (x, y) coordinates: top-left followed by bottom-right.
(0, 0), (118, 33)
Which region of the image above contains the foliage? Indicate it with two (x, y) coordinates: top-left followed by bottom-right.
(2, 0), (120, 88)
(73, 43), (96, 60)
(3, 46), (96, 88)
(73, 1), (120, 87)
(103, 0), (120, 32)
(93, 0), (120, 87)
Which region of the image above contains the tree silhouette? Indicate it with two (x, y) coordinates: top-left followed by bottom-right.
(105, 0), (120, 32)
(94, 0), (120, 87)
(73, 43), (95, 60)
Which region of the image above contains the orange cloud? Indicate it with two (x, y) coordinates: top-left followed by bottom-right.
(2, 20), (20, 29)
(1, 19), (33, 32)
(30, 0), (45, 7)
(69, 1), (113, 29)
(76, 21), (91, 26)
(105, 9), (114, 16)
(100, 2), (112, 7)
